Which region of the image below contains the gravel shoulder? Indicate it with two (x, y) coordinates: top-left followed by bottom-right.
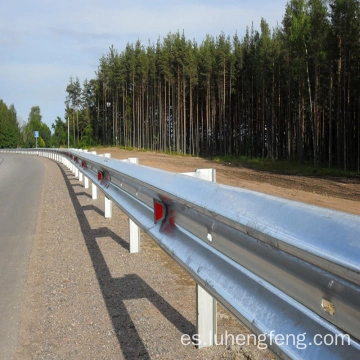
(15, 157), (274, 360)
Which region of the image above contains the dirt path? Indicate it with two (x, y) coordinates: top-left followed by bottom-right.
(97, 148), (360, 216)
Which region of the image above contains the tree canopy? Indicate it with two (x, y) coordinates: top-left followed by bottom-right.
(0, 100), (21, 148)
(63, 0), (360, 171)
(3, 0), (359, 171)
(21, 106), (51, 148)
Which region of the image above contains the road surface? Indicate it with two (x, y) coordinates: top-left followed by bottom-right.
(0, 153), (45, 360)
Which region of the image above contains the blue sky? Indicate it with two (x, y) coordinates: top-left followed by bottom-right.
(0, 0), (288, 130)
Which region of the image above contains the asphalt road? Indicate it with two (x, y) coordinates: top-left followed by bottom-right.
(0, 154), (45, 360)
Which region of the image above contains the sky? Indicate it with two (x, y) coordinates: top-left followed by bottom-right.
(0, 0), (289, 131)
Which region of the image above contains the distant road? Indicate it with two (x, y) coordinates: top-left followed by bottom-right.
(0, 154), (45, 360)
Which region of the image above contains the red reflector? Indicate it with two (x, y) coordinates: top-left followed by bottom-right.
(82, 161), (85, 168)
(98, 171), (103, 181)
(154, 199), (165, 223)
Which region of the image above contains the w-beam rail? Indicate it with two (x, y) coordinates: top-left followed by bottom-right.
(2, 148), (360, 359)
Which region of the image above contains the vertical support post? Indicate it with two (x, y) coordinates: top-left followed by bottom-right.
(91, 151), (97, 200)
(105, 196), (112, 218)
(129, 218), (140, 253)
(104, 153), (112, 218)
(84, 175), (89, 189)
(83, 150), (89, 188)
(182, 168), (217, 348)
(78, 150), (83, 181)
(127, 157), (140, 253)
(196, 285), (217, 348)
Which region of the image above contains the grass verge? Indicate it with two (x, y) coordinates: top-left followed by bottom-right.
(211, 155), (360, 178)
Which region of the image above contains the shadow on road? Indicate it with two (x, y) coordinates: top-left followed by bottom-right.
(76, 191), (92, 199)
(82, 204), (105, 217)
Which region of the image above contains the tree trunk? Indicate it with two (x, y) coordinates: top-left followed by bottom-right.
(329, 68), (333, 168)
(305, 47), (315, 167)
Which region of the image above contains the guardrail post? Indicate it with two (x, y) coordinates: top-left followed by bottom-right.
(77, 150), (84, 182)
(91, 151), (98, 200)
(127, 158), (140, 253)
(182, 168), (217, 348)
(104, 153), (112, 218)
(65, 156), (69, 170)
(129, 218), (140, 253)
(83, 150), (89, 189)
(84, 174), (89, 188)
(74, 164), (79, 178)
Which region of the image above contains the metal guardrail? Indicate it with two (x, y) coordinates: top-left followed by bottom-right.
(2, 148), (360, 359)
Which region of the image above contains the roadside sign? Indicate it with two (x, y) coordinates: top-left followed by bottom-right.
(34, 131), (39, 138)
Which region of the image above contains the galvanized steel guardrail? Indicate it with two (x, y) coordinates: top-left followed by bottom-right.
(2, 148), (360, 359)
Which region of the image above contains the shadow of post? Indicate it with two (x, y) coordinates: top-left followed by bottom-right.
(76, 191), (92, 199)
(57, 164), (196, 359)
(82, 204), (105, 217)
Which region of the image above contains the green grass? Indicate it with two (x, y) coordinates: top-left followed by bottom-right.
(163, 149), (192, 157)
(211, 155), (360, 178)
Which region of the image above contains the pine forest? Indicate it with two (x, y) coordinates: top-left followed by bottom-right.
(7, 0), (360, 172)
